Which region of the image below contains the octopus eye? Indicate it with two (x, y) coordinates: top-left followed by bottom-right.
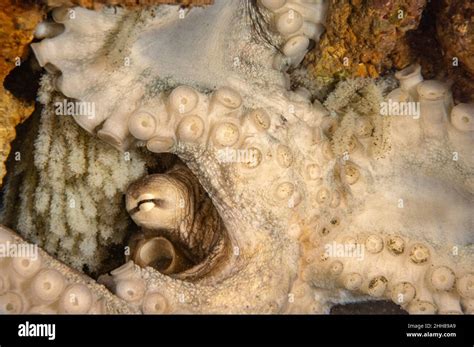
(126, 164), (230, 281)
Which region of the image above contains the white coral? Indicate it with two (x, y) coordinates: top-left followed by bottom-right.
(1, 75), (150, 274)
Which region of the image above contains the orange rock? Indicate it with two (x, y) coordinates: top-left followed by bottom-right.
(305, 0), (426, 84)
(0, 0), (43, 185)
(356, 64), (368, 78)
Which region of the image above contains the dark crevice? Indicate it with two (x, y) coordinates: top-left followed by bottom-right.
(3, 48), (43, 102)
(405, 0), (444, 80)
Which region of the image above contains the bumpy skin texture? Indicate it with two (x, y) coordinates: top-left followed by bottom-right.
(2, 0), (473, 314)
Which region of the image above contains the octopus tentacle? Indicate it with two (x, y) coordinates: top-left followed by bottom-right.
(0, 226), (137, 314)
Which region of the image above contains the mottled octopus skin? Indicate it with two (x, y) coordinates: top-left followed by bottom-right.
(4, 0), (473, 314)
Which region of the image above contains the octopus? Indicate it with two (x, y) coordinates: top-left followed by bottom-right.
(0, 0), (473, 314)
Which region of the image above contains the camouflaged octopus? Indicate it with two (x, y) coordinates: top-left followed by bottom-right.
(0, 0), (473, 314)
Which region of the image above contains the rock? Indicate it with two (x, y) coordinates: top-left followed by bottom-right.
(0, 1), (42, 184)
(435, 0), (474, 102)
(305, 0), (427, 82)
